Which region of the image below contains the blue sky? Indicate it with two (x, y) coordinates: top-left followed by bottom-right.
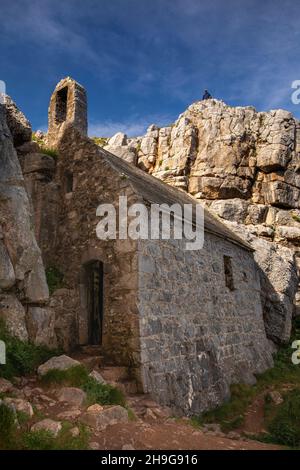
(1, 0), (300, 136)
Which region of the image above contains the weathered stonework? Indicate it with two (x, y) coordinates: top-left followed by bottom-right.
(47, 77), (87, 147)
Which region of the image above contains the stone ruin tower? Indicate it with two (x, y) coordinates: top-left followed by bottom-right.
(47, 77), (87, 146)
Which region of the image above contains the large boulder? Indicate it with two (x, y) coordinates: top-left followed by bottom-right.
(57, 387), (86, 406)
(37, 355), (81, 376)
(4, 397), (33, 417)
(210, 199), (250, 223)
(107, 132), (127, 147)
(26, 306), (57, 348)
(104, 145), (137, 165)
(79, 405), (128, 431)
(3, 96), (32, 146)
(31, 419), (62, 437)
(0, 294), (28, 341)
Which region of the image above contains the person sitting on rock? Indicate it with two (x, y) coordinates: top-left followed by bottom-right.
(202, 89), (212, 100)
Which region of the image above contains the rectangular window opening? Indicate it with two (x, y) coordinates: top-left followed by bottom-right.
(55, 86), (68, 123)
(224, 255), (235, 291)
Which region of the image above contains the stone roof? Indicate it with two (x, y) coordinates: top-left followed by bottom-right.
(98, 147), (253, 251)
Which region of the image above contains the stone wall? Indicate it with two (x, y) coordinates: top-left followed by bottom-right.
(137, 232), (273, 415)
(47, 77), (87, 148)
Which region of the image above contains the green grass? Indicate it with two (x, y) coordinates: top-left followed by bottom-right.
(41, 147), (58, 159)
(0, 421), (89, 450)
(192, 383), (256, 432)
(40, 365), (88, 387)
(46, 266), (64, 295)
(40, 365), (126, 407)
(0, 403), (16, 448)
(16, 410), (31, 425)
(21, 423), (89, 450)
(0, 399), (89, 450)
(256, 317), (300, 388)
(126, 406), (137, 421)
(82, 377), (126, 407)
(266, 389), (300, 447)
(92, 137), (108, 147)
(32, 132), (58, 159)
(0, 319), (59, 379)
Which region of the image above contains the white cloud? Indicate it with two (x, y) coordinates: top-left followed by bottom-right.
(89, 113), (174, 137)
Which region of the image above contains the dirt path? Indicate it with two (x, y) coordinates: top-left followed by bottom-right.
(92, 420), (282, 450)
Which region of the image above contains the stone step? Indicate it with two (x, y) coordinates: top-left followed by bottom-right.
(80, 345), (103, 355)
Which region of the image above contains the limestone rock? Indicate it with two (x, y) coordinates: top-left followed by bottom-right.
(0, 295), (28, 341)
(0, 378), (14, 394)
(0, 240), (15, 289)
(246, 205), (268, 225)
(114, 99), (300, 214)
(210, 199), (250, 223)
(26, 307), (57, 348)
(0, 101), (50, 326)
(57, 387), (87, 406)
(37, 355), (81, 376)
(23, 256), (49, 304)
(3, 96), (32, 146)
(70, 426), (80, 437)
(31, 419), (62, 437)
(87, 404), (104, 413)
(89, 370), (106, 384)
(4, 397), (33, 417)
(108, 132), (127, 147)
(104, 145), (137, 165)
(268, 390), (283, 405)
(80, 405), (128, 431)
(276, 226), (300, 245)
(57, 409), (81, 420)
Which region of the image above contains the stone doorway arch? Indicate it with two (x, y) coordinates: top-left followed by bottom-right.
(79, 259), (104, 346)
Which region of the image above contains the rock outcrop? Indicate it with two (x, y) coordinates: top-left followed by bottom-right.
(0, 98), (56, 347)
(112, 100), (299, 208)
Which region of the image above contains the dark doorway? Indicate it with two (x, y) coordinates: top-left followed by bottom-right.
(64, 170), (73, 193)
(55, 86), (68, 123)
(85, 261), (104, 345)
(223, 255), (235, 291)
